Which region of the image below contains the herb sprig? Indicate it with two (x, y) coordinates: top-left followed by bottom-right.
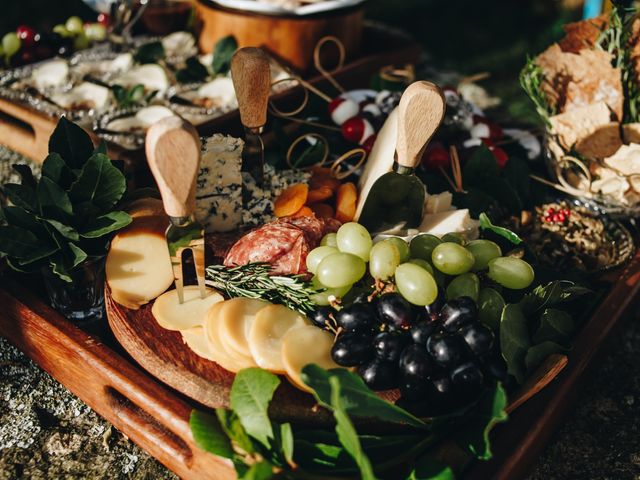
(205, 263), (316, 314)
(519, 57), (554, 125)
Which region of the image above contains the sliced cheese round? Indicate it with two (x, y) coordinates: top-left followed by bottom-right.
(205, 302), (256, 372)
(125, 197), (165, 218)
(152, 286), (223, 331)
(218, 298), (269, 359)
(181, 326), (215, 361)
(106, 216), (173, 309)
(249, 304), (308, 373)
(282, 325), (339, 392)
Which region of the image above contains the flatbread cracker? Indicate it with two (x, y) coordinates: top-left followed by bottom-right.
(603, 144), (640, 176)
(559, 16), (608, 54)
(623, 123), (640, 144)
(548, 102), (611, 150)
(574, 122), (622, 159)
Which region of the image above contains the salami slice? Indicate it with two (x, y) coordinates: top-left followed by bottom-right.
(223, 215), (342, 275)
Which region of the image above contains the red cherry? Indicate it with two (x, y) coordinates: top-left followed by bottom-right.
(16, 25), (37, 48)
(97, 13), (111, 27)
(362, 134), (377, 154)
(422, 143), (450, 170)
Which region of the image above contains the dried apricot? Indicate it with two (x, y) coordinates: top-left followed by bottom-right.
(335, 182), (357, 223)
(292, 206), (314, 218)
(307, 186), (334, 203)
(274, 184), (309, 217)
(309, 203), (335, 219)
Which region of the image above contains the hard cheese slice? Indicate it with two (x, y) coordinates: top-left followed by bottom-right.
(205, 301), (257, 372)
(282, 325), (339, 392)
(106, 216), (173, 310)
(218, 297), (269, 359)
(181, 326), (215, 361)
(152, 286), (223, 331)
(249, 304), (309, 373)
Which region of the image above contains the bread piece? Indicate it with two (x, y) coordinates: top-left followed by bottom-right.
(548, 102), (611, 150)
(575, 122), (622, 159)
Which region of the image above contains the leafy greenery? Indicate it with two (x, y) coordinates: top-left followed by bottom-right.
(134, 40), (165, 64)
(519, 57), (554, 125)
(175, 57), (209, 84)
(0, 117), (131, 281)
(112, 84), (157, 108)
(190, 366), (509, 479)
(212, 35), (238, 76)
(478, 213), (522, 245)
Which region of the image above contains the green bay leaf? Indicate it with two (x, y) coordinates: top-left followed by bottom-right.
(229, 368), (280, 448)
(37, 176), (73, 220)
(500, 304), (531, 384)
(48, 117), (94, 169)
(533, 308), (574, 344)
(189, 410), (234, 459)
(68, 153), (127, 212)
(525, 341), (568, 374)
(409, 456), (455, 480)
(4, 183), (36, 211)
(80, 211), (132, 238)
(479, 213), (522, 245)
(212, 35), (238, 75)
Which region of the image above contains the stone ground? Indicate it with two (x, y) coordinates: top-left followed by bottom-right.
(0, 307), (638, 479)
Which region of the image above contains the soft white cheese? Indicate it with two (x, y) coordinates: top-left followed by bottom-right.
(418, 209), (479, 239)
(425, 191), (453, 214)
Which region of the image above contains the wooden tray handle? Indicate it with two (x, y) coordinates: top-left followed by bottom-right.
(0, 97), (55, 162)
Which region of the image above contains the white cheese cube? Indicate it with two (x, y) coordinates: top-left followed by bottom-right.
(419, 209), (478, 238)
(425, 191), (453, 214)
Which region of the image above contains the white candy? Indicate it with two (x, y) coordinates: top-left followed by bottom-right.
(329, 96), (359, 125)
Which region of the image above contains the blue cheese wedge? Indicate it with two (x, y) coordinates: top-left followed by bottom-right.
(196, 134), (243, 232)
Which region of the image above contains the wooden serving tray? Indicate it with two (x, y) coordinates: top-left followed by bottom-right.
(1, 246), (639, 479)
(0, 23), (420, 170)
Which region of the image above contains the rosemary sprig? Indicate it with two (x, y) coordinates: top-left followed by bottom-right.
(519, 57), (554, 126)
(205, 263), (317, 314)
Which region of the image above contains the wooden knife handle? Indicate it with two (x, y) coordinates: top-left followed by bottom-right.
(396, 81), (446, 169)
(231, 47), (271, 130)
(145, 117), (201, 218)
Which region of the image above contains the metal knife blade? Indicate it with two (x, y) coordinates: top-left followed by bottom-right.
(242, 127), (265, 188)
(166, 215), (206, 304)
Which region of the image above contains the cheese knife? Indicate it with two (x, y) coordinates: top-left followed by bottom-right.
(358, 81), (446, 234)
(231, 47), (271, 188)
(146, 116), (206, 304)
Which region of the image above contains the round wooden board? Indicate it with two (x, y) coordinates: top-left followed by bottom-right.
(105, 288), (332, 426)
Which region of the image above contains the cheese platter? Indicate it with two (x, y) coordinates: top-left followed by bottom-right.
(2, 6), (640, 479)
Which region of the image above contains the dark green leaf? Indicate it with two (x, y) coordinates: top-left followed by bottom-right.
(0, 225), (56, 259)
(452, 188), (495, 218)
(525, 341), (568, 374)
(280, 423), (294, 467)
(409, 456), (455, 480)
(44, 219), (79, 241)
(294, 439), (351, 471)
(479, 213), (522, 245)
(229, 368), (280, 448)
(478, 287), (505, 332)
(216, 409), (255, 455)
(2, 206), (48, 236)
(520, 281), (592, 316)
(301, 365), (426, 429)
(463, 145), (500, 186)
(189, 410), (234, 459)
(329, 376), (376, 480)
(69, 153), (127, 211)
(80, 211), (132, 238)
(500, 304), (531, 384)
(12, 164), (36, 189)
(212, 35), (238, 75)
(168, 222), (204, 257)
(48, 117), (94, 169)
(50, 257), (73, 283)
(533, 308), (574, 344)
(479, 177), (523, 214)
(4, 183), (36, 211)
(176, 57), (209, 83)
(134, 41), (165, 64)
(454, 383), (508, 460)
(41, 152), (75, 188)
(66, 243), (87, 268)
(37, 177), (73, 221)
(239, 461), (273, 480)
(93, 141), (108, 155)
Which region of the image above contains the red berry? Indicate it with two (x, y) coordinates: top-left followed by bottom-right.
(557, 213), (566, 222)
(341, 116), (365, 143)
(16, 25), (37, 48)
(422, 143), (450, 170)
(97, 13), (111, 27)
(362, 134), (377, 154)
(547, 207), (555, 214)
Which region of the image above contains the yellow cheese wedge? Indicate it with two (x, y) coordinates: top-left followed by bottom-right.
(106, 216), (173, 309)
(218, 298), (269, 359)
(281, 325), (339, 392)
(204, 302), (246, 372)
(248, 304), (309, 373)
(152, 286), (223, 331)
(181, 326), (215, 361)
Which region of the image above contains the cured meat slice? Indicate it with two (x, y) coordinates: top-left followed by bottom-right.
(223, 215), (341, 275)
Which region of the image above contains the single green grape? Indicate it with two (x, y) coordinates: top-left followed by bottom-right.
(336, 222), (372, 261)
(431, 242), (475, 275)
(53, 24), (71, 37)
(65, 16), (85, 34)
(445, 272), (480, 302)
(487, 256), (535, 289)
(316, 252), (366, 288)
(306, 246), (338, 275)
(477, 288), (505, 331)
(407, 258), (433, 275)
(1, 33), (21, 59)
(409, 234), (441, 261)
(74, 33), (90, 50)
(466, 239), (502, 271)
(369, 241), (400, 280)
(382, 237), (410, 262)
(320, 232), (337, 248)
(310, 277), (351, 306)
(394, 263), (438, 306)
(442, 232), (466, 245)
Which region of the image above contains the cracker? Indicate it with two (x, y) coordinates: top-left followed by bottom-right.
(548, 102), (612, 150)
(575, 122), (622, 159)
(623, 123), (640, 144)
(559, 16), (608, 53)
